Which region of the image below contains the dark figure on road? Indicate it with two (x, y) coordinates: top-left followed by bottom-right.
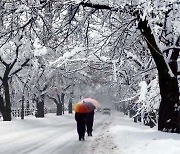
(75, 112), (86, 141)
(85, 110), (94, 136)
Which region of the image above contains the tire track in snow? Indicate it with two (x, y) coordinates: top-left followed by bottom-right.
(0, 121), (76, 154)
(0, 112), (112, 154)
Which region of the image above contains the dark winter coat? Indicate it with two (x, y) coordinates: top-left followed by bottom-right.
(85, 111), (94, 133)
(75, 112), (86, 137)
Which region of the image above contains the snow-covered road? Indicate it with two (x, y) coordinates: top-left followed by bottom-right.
(1, 111), (180, 154)
(0, 112), (114, 154)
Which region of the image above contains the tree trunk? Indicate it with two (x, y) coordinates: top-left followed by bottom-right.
(68, 98), (73, 114)
(57, 94), (63, 115)
(158, 73), (179, 132)
(2, 79), (11, 121)
(21, 95), (25, 120)
(57, 103), (62, 116)
(36, 100), (44, 118)
(47, 95), (62, 116)
(138, 19), (180, 133)
(61, 93), (65, 114)
(0, 95), (5, 118)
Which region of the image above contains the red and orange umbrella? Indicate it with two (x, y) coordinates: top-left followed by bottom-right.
(81, 98), (100, 108)
(73, 102), (95, 113)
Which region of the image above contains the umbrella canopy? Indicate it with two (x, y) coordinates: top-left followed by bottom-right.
(73, 102), (95, 113)
(81, 98), (100, 108)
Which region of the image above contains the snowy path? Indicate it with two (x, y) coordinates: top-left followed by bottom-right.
(1, 111), (180, 154)
(0, 112), (115, 154)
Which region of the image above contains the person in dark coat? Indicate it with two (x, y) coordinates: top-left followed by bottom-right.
(85, 110), (95, 136)
(75, 112), (86, 141)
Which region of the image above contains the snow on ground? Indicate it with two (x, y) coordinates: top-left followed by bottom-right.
(91, 112), (180, 154)
(0, 111), (180, 154)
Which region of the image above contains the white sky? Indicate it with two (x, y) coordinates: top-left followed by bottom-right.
(0, 111), (179, 154)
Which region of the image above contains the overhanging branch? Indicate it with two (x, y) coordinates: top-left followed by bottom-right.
(10, 58), (30, 77)
(79, 2), (111, 10)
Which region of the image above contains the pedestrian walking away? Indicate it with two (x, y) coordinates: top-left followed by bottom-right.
(75, 112), (86, 141)
(85, 110), (94, 136)
(74, 101), (96, 141)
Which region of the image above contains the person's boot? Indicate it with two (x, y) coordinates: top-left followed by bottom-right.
(89, 132), (92, 136)
(79, 135), (81, 141)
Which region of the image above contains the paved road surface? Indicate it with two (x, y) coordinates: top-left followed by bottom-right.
(0, 112), (112, 154)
